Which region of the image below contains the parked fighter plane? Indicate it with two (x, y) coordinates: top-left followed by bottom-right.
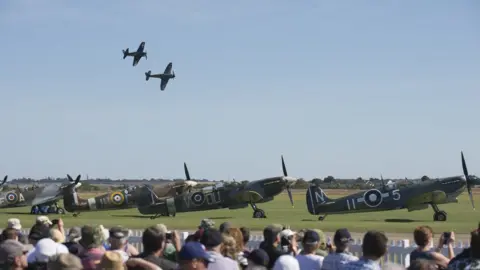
(62, 174), (198, 217)
(136, 156), (298, 219)
(145, 62), (175, 91)
(122, 41), (147, 66)
(306, 151), (479, 222)
(0, 175), (82, 214)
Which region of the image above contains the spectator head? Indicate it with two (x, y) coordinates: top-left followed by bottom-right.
(0, 239), (28, 268)
(470, 228), (480, 258)
(200, 229), (223, 251)
(407, 259), (436, 270)
(67, 227), (81, 243)
(227, 228), (245, 252)
(246, 249), (269, 269)
(221, 234), (237, 259)
(79, 225), (104, 249)
(199, 219), (215, 230)
(142, 225), (166, 254)
(362, 231), (388, 260)
(28, 224), (49, 246)
(49, 228), (65, 243)
(219, 222), (231, 234)
(333, 228), (353, 252)
(48, 253), (83, 270)
(302, 230), (320, 253)
(240, 227), (250, 246)
(2, 228), (18, 241)
(413, 226), (433, 247)
(178, 241), (213, 270)
(98, 251), (124, 270)
(185, 234), (196, 243)
(272, 254), (300, 270)
(193, 228), (205, 242)
(35, 216), (53, 229)
(27, 238), (69, 263)
(109, 225), (130, 249)
(6, 218), (21, 231)
(263, 225), (282, 245)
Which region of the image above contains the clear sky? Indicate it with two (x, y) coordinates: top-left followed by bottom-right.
(0, 1), (478, 181)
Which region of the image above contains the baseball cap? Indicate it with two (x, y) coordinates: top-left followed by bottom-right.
(247, 249), (269, 267)
(200, 228), (223, 248)
(178, 242), (214, 262)
(280, 229), (296, 239)
(7, 218), (21, 230)
(303, 230), (320, 245)
(0, 240), (28, 264)
(36, 216), (52, 226)
(27, 238), (69, 263)
(109, 226), (130, 239)
(333, 228), (353, 244)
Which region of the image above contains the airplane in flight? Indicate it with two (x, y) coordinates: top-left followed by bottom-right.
(62, 174), (198, 217)
(145, 62), (175, 91)
(0, 175), (81, 214)
(136, 156), (298, 219)
(122, 41), (147, 66)
(306, 151), (479, 222)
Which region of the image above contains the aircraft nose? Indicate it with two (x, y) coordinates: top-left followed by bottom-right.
(283, 176), (298, 186)
(74, 183), (82, 188)
(185, 180), (198, 187)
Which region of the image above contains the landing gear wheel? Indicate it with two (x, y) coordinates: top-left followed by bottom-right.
(318, 216), (325, 221)
(56, 208), (65, 214)
(73, 213), (78, 217)
(434, 211), (447, 221)
(253, 209), (266, 218)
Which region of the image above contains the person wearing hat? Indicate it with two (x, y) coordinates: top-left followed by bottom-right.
(295, 230), (324, 270)
(246, 249), (269, 270)
(200, 228), (239, 270)
(5, 218), (27, 245)
(78, 225), (106, 270)
(178, 241), (214, 270)
(0, 239), (29, 269)
(259, 225), (294, 269)
(321, 228), (358, 270)
(219, 222), (232, 234)
(199, 219), (216, 231)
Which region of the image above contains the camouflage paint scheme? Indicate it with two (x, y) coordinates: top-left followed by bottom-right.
(122, 41), (147, 66)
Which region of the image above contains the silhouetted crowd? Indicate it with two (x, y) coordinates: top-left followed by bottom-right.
(0, 216), (478, 270)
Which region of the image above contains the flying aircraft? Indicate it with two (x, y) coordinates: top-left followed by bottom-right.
(145, 62), (175, 91)
(136, 156), (298, 219)
(122, 41), (147, 66)
(306, 151), (479, 222)
(0, 175), (82, 214)
(62, 174), (198, 217)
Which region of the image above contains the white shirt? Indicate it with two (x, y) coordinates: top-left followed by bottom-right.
(296, 253), (324, 270)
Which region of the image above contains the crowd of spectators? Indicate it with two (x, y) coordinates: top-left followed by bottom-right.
(0, 216), (478, 270)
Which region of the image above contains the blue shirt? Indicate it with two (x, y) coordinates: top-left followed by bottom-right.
(342, 257), (381, 270)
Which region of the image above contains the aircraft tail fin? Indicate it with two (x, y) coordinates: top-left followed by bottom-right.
(122, 48), (129, 59)
(145, 71), (151, 81)
(306, 184), (333, 215)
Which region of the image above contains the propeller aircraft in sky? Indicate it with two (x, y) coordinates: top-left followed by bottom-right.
(122, 41), (147, 66)
(306, 151), (479, 222)
(62, 174), (198, 217)
(136, 156), (298, 219)
(145, 62), (175, 91)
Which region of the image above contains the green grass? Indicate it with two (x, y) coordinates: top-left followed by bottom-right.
(1, 190), (478, 234)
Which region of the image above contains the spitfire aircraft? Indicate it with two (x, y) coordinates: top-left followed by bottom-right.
(62, 174), (198, 217)
(145, 62), (175, 91)
(306, 151), (479, 222)
(122, 41), (147, 66)
(0, 175), (82, 214)
(136, 156), (298, 219)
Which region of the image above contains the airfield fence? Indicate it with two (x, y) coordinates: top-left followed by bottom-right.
(16, 228), (470, 267)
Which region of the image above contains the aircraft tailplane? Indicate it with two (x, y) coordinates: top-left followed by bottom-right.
(145, 71), (151, 81)
(306, 184), (333, 215)
(122, 48), (129, 59)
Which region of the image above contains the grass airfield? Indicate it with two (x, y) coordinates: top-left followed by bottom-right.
(1, 189), (479, 237)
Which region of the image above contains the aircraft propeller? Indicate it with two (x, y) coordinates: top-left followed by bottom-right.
(461, 151), (475, 210)
(66, 174), (81, 187)
(281, 155), (295, 208)
(0, 175), (7, 187)
(183, 162), (199, 192)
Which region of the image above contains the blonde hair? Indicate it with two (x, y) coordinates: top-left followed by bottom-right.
(49, 228), (65, 243)
(227, 228), (244, 252)
(221, 234), (237, 260)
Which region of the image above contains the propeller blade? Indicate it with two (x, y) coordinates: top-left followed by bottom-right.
(67, 174), (73, 182)
(461, 151), (475, 210)
(184, 162), (191, 180)
(287, 187), (294, 208)
(75, 175), (81, 185)
(281, 155), (287, 176)
(3, 175), (7, 182)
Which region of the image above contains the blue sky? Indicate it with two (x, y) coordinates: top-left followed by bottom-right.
(0, 1), (478, 180)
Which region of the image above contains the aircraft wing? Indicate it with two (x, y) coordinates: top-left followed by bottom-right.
(160, 78), (169, 91)
(31, 184), (63, 206)
(230, 189), (264, 203)
(405, 190), (447, 207)
(164, 62), (173, 74)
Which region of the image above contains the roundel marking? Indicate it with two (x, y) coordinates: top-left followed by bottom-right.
(363, 189), (383, 208)
(5, 192), (18, 204)
(191, 192), (205, 206)
(110, 192), (125, 206)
